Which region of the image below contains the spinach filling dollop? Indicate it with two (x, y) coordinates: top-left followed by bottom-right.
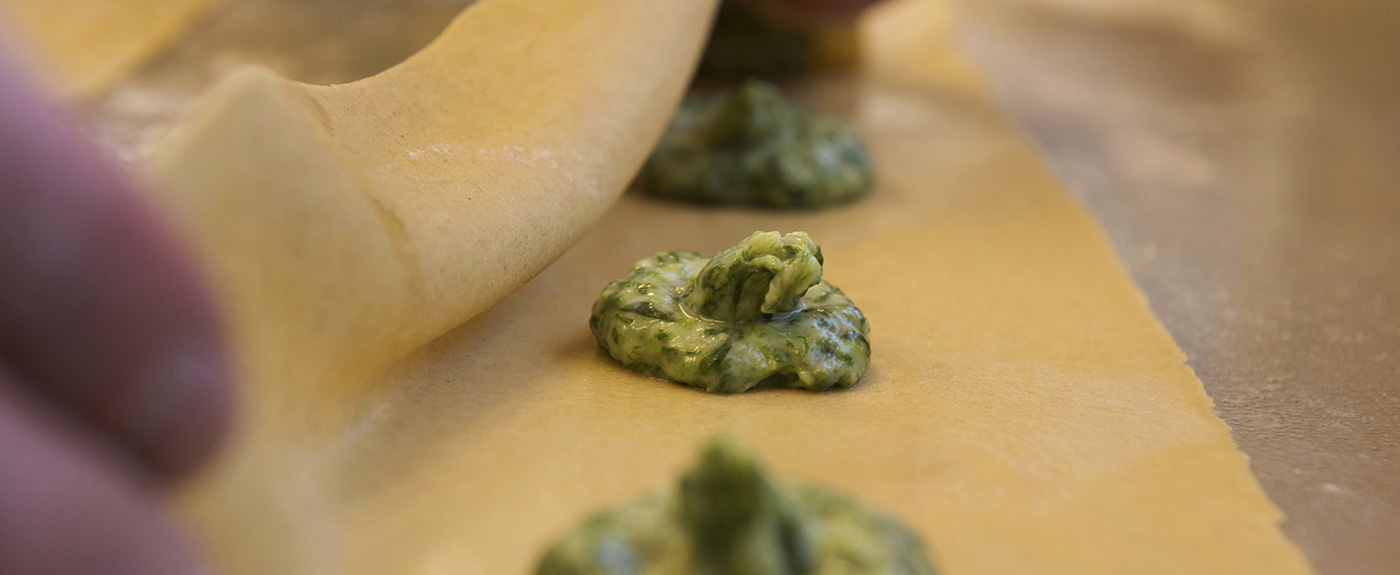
(589, 231), (870, 393)
(638, 80), (873, 209)
(536, 438), (938, 575)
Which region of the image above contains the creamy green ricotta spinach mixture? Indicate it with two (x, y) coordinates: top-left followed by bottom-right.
(536, 438), (937, 575)
(590, 231), (870, 393)
(638, 80), (873, 209)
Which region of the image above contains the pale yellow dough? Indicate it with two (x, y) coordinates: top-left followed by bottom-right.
(143, 1), (719, 573)
(0, 0), (216, 98)
(23, 0), (1311, 573)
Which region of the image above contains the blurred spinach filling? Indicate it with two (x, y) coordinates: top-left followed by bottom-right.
(536, 438), (937, 575)
(638, 80), (873, 209)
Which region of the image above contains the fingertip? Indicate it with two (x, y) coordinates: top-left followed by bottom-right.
(128, 337), (235, 477)
(0, 53), (235, 479)
(0, 371), (214, 575)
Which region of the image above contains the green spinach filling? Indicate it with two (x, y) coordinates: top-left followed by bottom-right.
(589, 231), (870, 393)
(536, 438), (937, 575)
(638, 80), (873, 209)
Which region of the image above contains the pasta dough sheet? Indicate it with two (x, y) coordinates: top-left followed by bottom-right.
(241, 79), (1310, 574)
(0, 0), (216, 98)
(12, 0), (1304, 572)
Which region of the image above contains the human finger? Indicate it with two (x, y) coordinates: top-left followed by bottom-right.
(0, 54), (232, 477)
(0, 366), (208, 574)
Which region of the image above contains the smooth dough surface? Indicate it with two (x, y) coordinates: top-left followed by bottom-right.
(0, 0), (216, 98)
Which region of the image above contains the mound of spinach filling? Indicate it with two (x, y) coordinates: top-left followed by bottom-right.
(589, 231), (870, 393)
(536, 438), (937, 575)
(638, 80), (873, 209)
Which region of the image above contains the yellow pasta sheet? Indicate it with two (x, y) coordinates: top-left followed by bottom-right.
(8, 0), (1307, 573)
(309, 81), (1312, 574)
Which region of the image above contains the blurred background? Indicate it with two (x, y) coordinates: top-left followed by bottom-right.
(0, 0), (1394, 573)
(960, 2), (1399, 573)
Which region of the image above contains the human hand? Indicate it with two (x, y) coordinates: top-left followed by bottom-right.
(0, 53), (232, 575)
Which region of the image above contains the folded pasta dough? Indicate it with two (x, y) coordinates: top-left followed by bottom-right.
(133, 1), (718, 572)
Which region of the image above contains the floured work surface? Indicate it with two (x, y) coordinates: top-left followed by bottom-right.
(957, 2), (1400, 572)
(314, 79), (1311, 574)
